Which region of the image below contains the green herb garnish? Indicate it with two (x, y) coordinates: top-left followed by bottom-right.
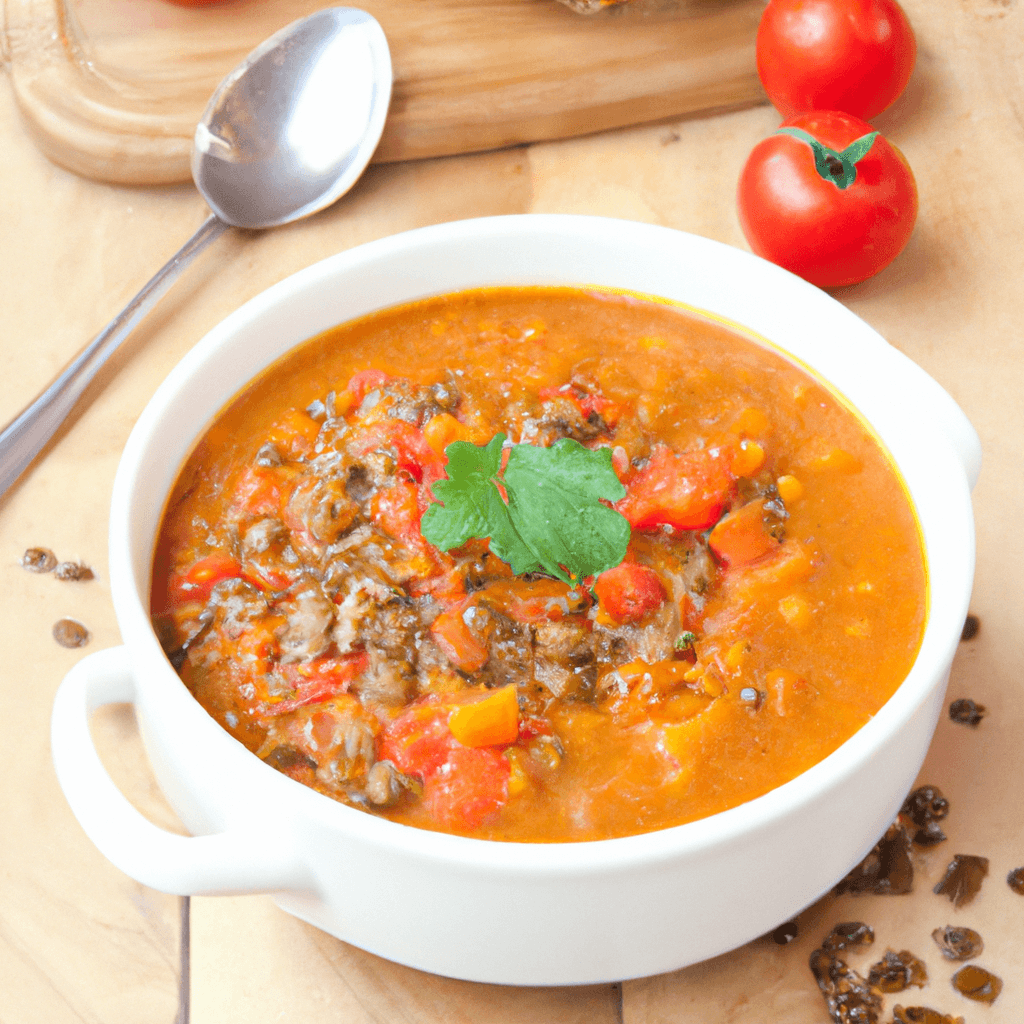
(421, 433), (630, 585)
(674, 631), (698, 651)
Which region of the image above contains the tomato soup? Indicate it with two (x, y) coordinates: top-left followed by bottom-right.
(151, 287), (926, 841)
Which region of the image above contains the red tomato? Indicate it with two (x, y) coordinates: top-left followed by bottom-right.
(422, 747), (510, 829)
(168, 553), (242, 606)
(595, 563), (666, 624)
(616, 445), (734, 532)
(757, 0), (916, 121)
(737, 111), (918, 288)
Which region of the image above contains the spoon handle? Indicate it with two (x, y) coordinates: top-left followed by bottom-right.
(0, 213), (229, 499)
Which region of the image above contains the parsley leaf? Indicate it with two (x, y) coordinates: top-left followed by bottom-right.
(420, 433), (630, 584)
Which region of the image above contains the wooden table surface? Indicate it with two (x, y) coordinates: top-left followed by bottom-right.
(3, 0), (1024, 1020)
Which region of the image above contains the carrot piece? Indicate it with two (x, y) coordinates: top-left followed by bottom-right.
(476, 577), (586, 623)
(594, 562), (666, 624)
(423, 412), (474, 455)
(448, 685), (520, 747)
(265, 408), (320, 459)
(709, 499), (780, 567)
(430, 603), (490, 673)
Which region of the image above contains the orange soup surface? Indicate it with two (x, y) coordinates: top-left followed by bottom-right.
(151, 287), (926, 841)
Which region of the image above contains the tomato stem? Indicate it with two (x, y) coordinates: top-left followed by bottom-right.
(775, 128), (880, 190)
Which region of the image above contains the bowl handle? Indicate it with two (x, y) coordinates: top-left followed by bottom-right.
(51, 645), (315, 897)
(885, 346), (982, 490)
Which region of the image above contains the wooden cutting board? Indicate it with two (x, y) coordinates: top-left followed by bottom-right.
(3, 0), (765, 185)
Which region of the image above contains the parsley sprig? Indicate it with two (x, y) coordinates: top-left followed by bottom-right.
(420, 433), (630, 585)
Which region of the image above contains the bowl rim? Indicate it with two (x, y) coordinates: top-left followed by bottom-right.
(110, 213), (976, 871)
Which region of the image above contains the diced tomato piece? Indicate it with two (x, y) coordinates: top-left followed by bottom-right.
(355, 421), (446, 485)
(423, 746), (510, 829)
(380, 703), (459, 778)
(241, 561), (294, 592)
(232, 465), (296, 518)
(261, 653), (370, 717)
(518, 715), (553, 740)
(595, 562), (666, 624)
(430, 602), (490, 674)
(616, 445), (735, 531)
(167, 553), (242, 606)
(406, 567), (468, 608)
(345, 369), (390, 404)
(708, 499), (780, 567)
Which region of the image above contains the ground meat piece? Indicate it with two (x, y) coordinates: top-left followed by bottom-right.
(382, 377), (460, 425)
(356, 647), (417, 708)
(242, 517), (287, 556)
(285, 464), (360, 546)
(834, 821), (914, 896)
(771, 921), (798, 944)
(259, 695), (378, 794)
(867, 949), (927, 992)
(532, 396), (609, 444)
(931, 925), (983, 961)
(277, 577), (335, 664)
(207, 578), (269, 641)
(362, 598), (420, 662)
(933, 854), (988, 907)
(344, 463), (375, 504)
(364, 760), (406, 807)
(591, 601), (680, 666)
(534, 620), (595, 698)
(478, 615), (535, 689)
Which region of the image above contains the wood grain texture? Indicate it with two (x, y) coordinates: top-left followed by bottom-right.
(3, 0), (765, 185)
(5, 0), (1024, 1015)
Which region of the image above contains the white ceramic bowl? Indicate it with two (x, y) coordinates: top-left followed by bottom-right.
(51, 215), (978, 985)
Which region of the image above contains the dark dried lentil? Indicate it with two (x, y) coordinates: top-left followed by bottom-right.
(22, 547), (57, 573)
(959, 613), (980, 641)
(1007, 866), (1024, 894)
(809, 946), (882, 1024)
(867, 949), (927, 993)
(948, 698), (986, 726)
(53, 618), (90, 648)
(821, 921), (874, 953)
(933, 854), (988, 907)
(771, 920), (798, 945)
(951, 964), (1002, 1004)
(54, 560), (95, 581)
(931, 925), (983, 961)
(835, 821), (914, 896)
(901, 785), (949, 846)
(893, 1007), (964, 1024)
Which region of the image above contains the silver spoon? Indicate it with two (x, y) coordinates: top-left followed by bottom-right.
(0, 7), (392, 498)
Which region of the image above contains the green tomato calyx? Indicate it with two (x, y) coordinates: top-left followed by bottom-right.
(775, 127), (880, 190)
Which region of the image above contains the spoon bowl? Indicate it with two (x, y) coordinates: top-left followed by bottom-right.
(194, 8), (391, 229)
(0, 7), (393, 497)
